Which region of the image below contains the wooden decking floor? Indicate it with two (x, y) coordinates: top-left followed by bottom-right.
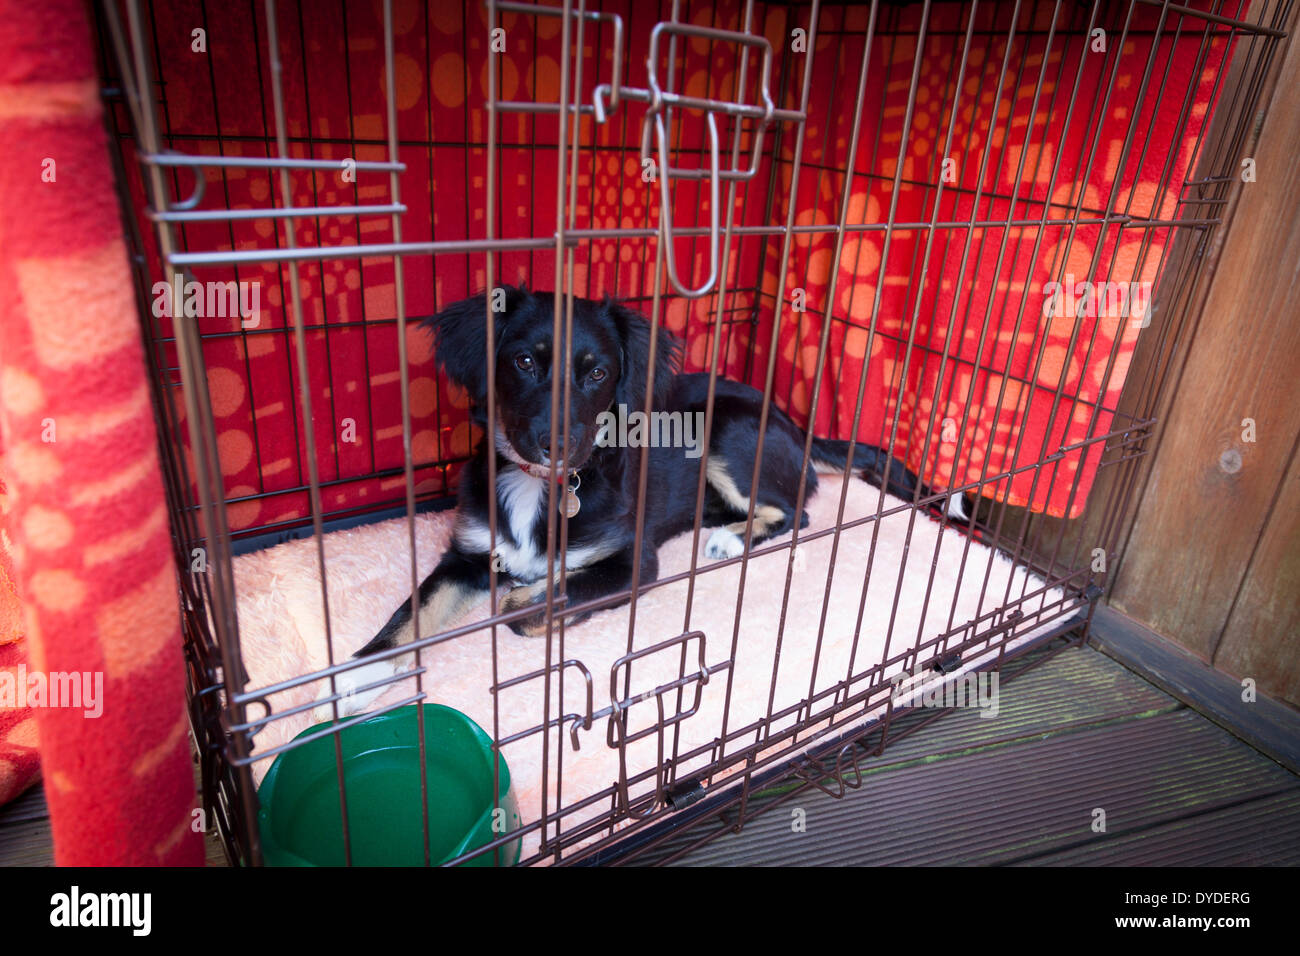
(2, 643), (1296, 866)
(625, 644), (1300, 865)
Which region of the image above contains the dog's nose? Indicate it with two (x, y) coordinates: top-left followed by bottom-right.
(534, 426), (563, 457)
(534, 424), (584, 458)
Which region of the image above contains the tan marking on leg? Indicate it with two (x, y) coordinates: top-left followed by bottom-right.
(707, 458), (787, 540)
(706, 457), (751, 512)
(724, 504), (786, 539)
(411, 580), (483, 644)
(499, 569), (590, 637)
(500, 582), (551, 637)
(499, 580), (547, 613)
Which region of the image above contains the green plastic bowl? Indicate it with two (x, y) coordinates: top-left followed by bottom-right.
(257, 704), (521, 866)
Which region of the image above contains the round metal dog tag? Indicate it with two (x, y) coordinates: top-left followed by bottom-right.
(564, 488), (581, 518)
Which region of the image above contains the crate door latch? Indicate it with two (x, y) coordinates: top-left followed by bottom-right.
(593, 20), (805, 298)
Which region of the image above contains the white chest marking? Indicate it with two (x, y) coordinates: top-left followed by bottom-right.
(455, 467), (612, 583)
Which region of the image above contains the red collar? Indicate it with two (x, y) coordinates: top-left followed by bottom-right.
(517, 461), (573, 483)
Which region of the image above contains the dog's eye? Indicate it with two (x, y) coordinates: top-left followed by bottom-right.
(514, 354), (534, 373)
(589, 367), (607, 383)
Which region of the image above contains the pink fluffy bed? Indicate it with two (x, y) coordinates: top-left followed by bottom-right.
(232, 477), (1072, 860)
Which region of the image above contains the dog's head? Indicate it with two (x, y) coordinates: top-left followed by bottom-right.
(425, 286), (681, 471)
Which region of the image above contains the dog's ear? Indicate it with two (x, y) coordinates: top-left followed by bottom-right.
(606, 299), (682, 411)
(422, 286), (528, 415)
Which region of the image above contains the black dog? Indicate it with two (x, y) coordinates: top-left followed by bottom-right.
(327, 287), (920, 715)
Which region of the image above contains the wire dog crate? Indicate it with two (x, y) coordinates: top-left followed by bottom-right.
(94, 0), (1286, 865)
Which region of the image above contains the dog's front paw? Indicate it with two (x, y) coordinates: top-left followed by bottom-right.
(311, 658), (405, 723)
(500, 584), (550, 636)
(704, 527), (745, 561)
(500, 584), (581, 636)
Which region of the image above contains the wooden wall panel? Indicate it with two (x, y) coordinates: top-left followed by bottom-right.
(1109, 17), (1300, 706)
(1214, 441), (1300, 703)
